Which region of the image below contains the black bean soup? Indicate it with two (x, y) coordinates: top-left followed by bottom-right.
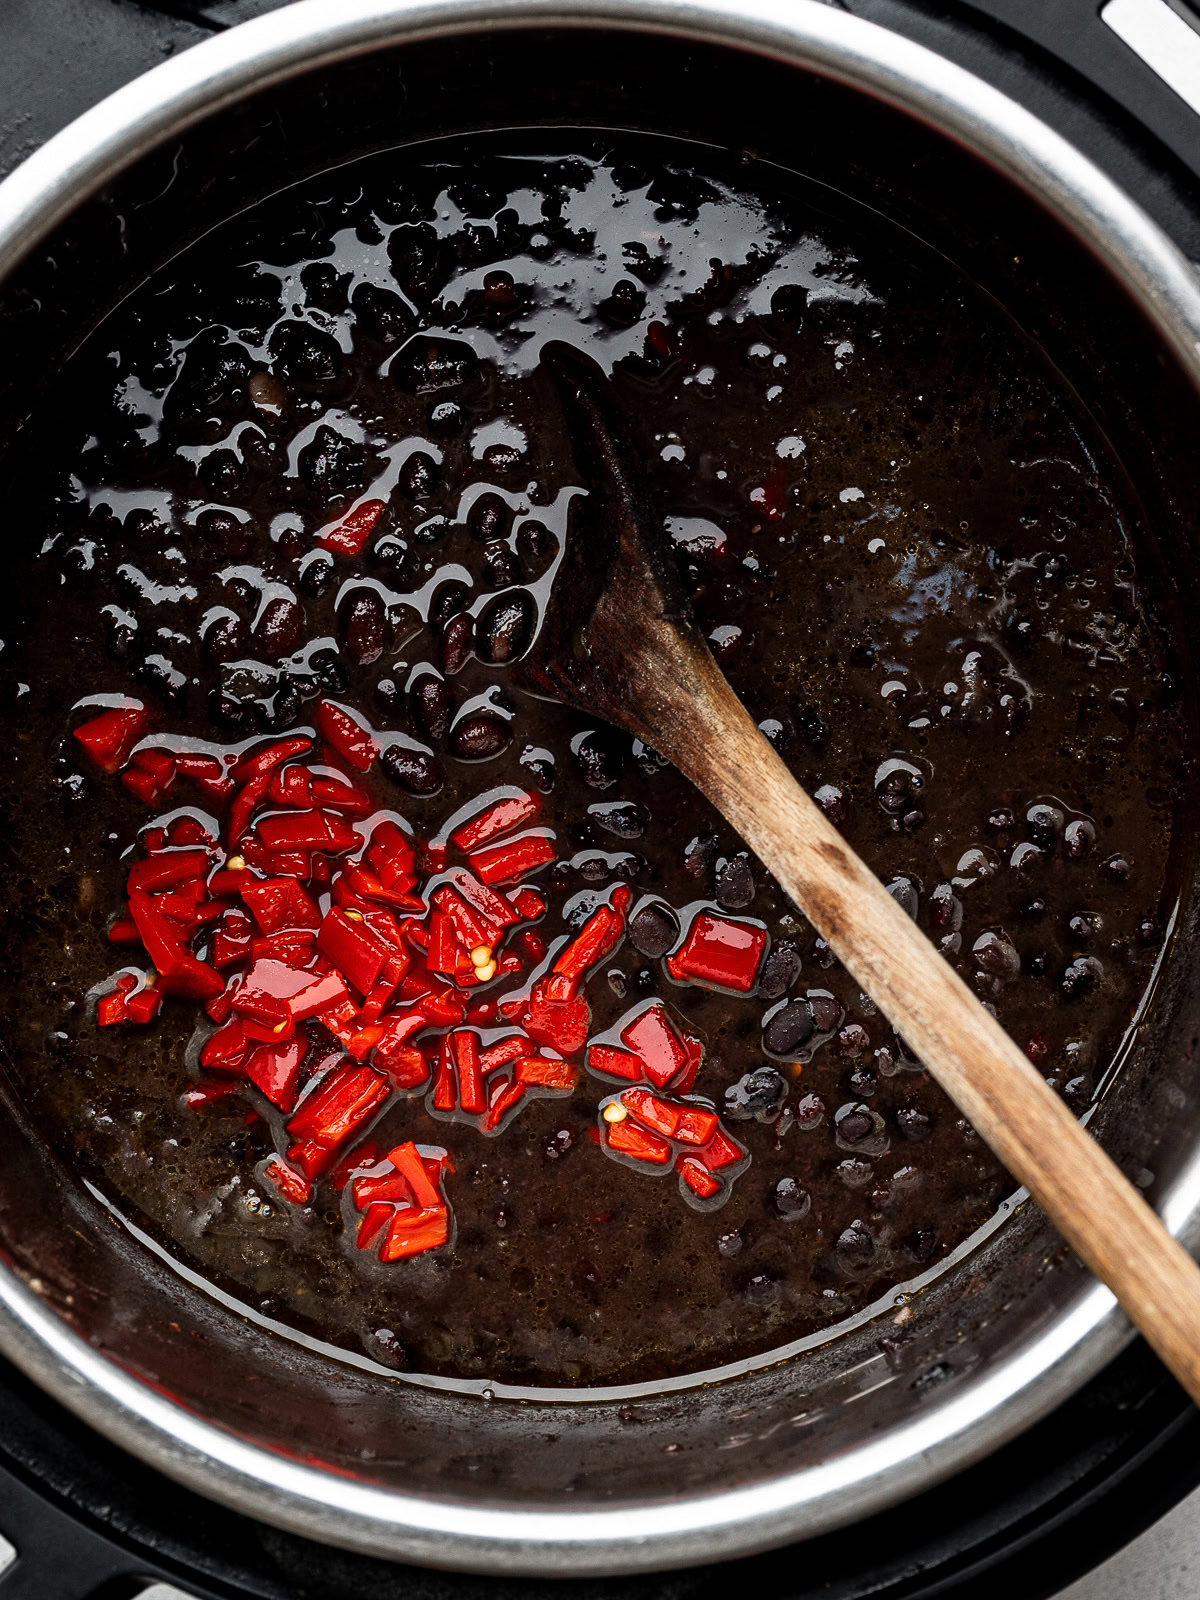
(0, 136), (1188, 1390)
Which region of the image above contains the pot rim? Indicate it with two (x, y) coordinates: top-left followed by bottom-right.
(2, 0), (1200, 1575)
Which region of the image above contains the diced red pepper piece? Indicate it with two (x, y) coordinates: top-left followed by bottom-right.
(697, 1127), (745, 1171)
(375, 1043), (428, 1090)
(621, 1088), (719, 1146)
(173, 751), (233, 803)
(379, 1205), (449, 1261)
(72, 703), (150, 773)
(310, 772), (374, 816)
(231, 737), (313, 786)
(267, 763), (313, 808)
(342, 862), (424, 910)
(127, 886), (187, 973)
(244, 1036), (305, 1110)
(677, 1155), (721, 1199)
(454, 1031), (485, 1114)
(200, 1016), (251, 1072)
(482, 1075), (526, 1132)
(366, 818), (417, 887)
(256, 809), (359, 854)
(605, 1117), (672, 1164)
(316, 907), (390, 994)
(249, 930), (318, 967)
(356, 1201), (393, 1252)
(124, 985), (164, 1024)
(479, 1035), (526, 1073)
(620, 1003), (688, 1089)
(586, 1043), (645, 1081)
(130, 747), (178, 782)
(241, 876), (321, 935)
(107, 917), (142, 946)
(317, 497), (386, 556)
(353, 1168), (416, 1208)
(674, 1036), (703, 1095)
(96, 972), (137, 1026)
(314, 699), (377, 772)
(427, 909), (462, 977)
(509, 887), (546, 921)
(287, 1063), (389, 1176)
(121, 765), (169, 806)
(666, 912), (768, 993)
(523, 980), (590, 1055)
(127, 850), (212, 893)
(262, 1155), (311, 1206)
(450, 790), (541, 854)
(467, 831), (556, 885)
(431, 885), (495, 950)
(516, 1056), (578, 1091)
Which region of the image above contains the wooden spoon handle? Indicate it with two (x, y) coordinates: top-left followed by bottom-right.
(663, 666), (1200, 1404)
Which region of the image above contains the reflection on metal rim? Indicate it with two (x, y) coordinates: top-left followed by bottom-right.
(0, 0), (1199, 1575)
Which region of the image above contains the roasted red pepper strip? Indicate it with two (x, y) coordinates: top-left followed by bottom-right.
(552, 902), (624, 990)
(227, 770), (272, 848)
(482, 1076), (525, 1132)
(72, 704), (150, 773)
(450, 790), (541, 854)
(454, 1031), (485, 1114)
(432, 1033), (456, 1110)
(522, 978), (590, 1055)
(200, 1016), (251, 1072)
(357, 1201), (393, 1252)
(388, 1141), (443, 1210)
(426, 909), (461, 976)
(586, 1043), (645, 1081)
(621, 1088), (718, 1146)
(467, 831), (556, 885)
(107, 917), (142, 946)
(445, 868), (519, 929)
(515, 1056), (577, 1091)
(314, 699), (377, 771)
(479, 1035), (526, 1073)
(375, 1042), (428, 1089)
(96, 973), (138, 1026)
(231, 736), (313, 786)
(431, 885), (495, 950)
(241, 876), (321, 935)
(666, 912), (768, 993)
(318, 497), (386, 557)
(173, 751), (233, 802)
(366, 819), (417, 886)
(310, 772), (374, 816)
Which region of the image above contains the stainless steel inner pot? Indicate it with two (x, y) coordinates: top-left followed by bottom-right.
(1, 0), (1200, 1576)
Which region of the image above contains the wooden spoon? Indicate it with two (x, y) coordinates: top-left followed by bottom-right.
(527, 342), (1200, 1405)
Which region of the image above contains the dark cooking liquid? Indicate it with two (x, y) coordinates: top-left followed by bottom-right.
(0, 136), (1187, 1388)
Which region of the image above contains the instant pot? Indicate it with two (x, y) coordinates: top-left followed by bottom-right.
(2, 0), (1200, 1595)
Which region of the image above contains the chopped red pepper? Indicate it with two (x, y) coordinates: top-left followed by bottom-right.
(468, 831), (556, 885)
(127, 850), (211, 893)
(524, 978), (590, 1055)
(316, 907), (390, 995)
(311, 771), (374, 817)
(124, 985), (164, 1024)
(432, 1032), (456, 1110)
(314, 699), (377, 772)
(454, 1031), (485, 1114)
(107, 917), (141, 946)
(696, 1127), (745, 1172)
(96, 972), (138, 1026)
(379, 1205), (449, 1261)
(287, 1062), (389, 1177)
(445, 867), (519, 930)
(552, 901), (624, 992)
(244, 1036), (305, 1110)
(515, 1056), (578, 1091)
(262, 1155), (311, 1206)
(619, 1002), (689, 1088)
(482, 1075), (526, 1132)
(72, 703), (150, 773)
(450, 790), (541, 854)
(620, 1088), (718, 1146)
(173, 751), (233, 803)
(509, 887), (546, 921)
(604, 1117), (672, 1164)
(666, 912), (768, 993)
(231, 736), (313, 786)
(677, 1156), (721, 1199)
(317, 497), (386, 556)
(241, 877), (321, 935)
(227, 770), (272, 849)
(375, 1042), (428, 1089)
(183, 1080), (239, 1110)
(586, 1043), (645, 1081)
(200, 1016), (251, 1072)
(479, 1035), (526, 1073)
